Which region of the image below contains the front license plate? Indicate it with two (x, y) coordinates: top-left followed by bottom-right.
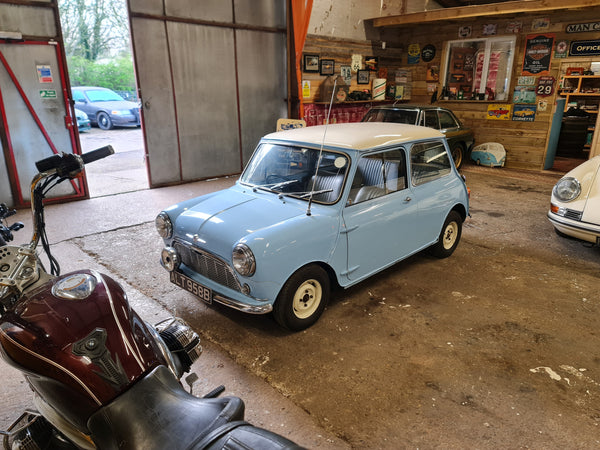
(170, 271), (212, 304)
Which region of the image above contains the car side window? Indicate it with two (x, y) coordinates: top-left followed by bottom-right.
(72, 91), (85, 102)
(439, 111), (458, 129)
(410, 141), (451, 186)
(424, 110), (440, 129)
(347, 149), (407, 205)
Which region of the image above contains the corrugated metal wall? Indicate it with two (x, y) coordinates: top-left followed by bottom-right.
(128, 0), (287, 187)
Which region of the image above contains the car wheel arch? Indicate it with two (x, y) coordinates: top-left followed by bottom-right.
(274, 260), (339, 301)
(272, 261), (336, 331)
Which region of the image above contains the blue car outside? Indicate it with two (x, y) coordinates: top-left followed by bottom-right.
(72, 86), (140, 130)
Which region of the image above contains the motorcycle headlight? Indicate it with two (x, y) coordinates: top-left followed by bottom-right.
(553, 177), (581, 202)
(232, 243), (255, 277)
(155, 212), (173, 238)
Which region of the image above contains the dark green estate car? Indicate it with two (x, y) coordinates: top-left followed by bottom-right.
(362, 105), (474, 169)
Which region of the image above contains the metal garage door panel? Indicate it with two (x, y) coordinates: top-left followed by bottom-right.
(130, 17), (180, 186)
(128, 0), (164, 15)
(236, 30), (287, 164)
(165, 0), (233, 21)
(0, 4), (56, 36)
(0, 44), (76, 202)
(234, 0), (285, 27)
(168, 22), (240, 180)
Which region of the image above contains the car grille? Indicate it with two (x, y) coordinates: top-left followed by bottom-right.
(563, 209), (583, 221)
(173, 241), (241, 292)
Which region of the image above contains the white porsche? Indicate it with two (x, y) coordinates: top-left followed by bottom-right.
(548, 155), (600, 246)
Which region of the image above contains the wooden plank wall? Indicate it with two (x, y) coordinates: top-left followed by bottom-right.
(304, 6), (600, 170)
(302, 35), (404, 102)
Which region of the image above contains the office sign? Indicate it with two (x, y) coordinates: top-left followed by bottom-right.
(569, 39), (600, 56)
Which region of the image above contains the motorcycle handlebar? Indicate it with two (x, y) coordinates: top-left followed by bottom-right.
(81, 145), (115, 165)
(34, 146), (115, 178)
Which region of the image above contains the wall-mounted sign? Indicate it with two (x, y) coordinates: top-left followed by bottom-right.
(532, 18), (550, 31)
(302, 80), (311, 98)
(566, 22), (600, 33)
(421, 44), (436, 62)
(517, 76), (535, 86)
(458, 26), (472, 38)
(351, 54), (362, 72)
(37, 65), (53, 83)
(522, 34), (554, 76)
(507, 21), (522, 33)
(487, 104), (512, 120)
(39, 89), (57, 99)
(407, 43), (420, 64)
(483, 24), (497, 35)
(513, 85), (536, 104)
(555, 40), (569, 58)
(341, 65), (351, 84)
(536, 76), (555, 96)
(569, 40), (600, 56)
(512, 105), (537, 122)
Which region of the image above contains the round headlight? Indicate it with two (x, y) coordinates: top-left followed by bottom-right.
(155, 212), (173, 238)
(232, 244), (256, 277)
(553, 177), (581, 202)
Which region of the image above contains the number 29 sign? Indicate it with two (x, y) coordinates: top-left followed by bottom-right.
(536, 76), (555, 96)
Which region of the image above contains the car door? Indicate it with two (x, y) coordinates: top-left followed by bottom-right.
(341, 148), (421, 282)
(72, 89), (93, 118)
(408, 140), (457, 242)
(438, 109), (463, 146)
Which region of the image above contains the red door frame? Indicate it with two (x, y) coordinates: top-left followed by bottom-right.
(0, 39), (86, 208)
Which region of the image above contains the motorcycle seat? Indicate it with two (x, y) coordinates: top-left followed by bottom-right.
(87, 365), (245, 450)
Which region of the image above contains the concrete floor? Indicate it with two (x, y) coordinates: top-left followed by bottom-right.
(2, 128), (600, 448)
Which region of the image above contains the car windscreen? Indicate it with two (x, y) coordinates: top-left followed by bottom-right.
(240, 143), (349, 204)
(362, 109), (418, 125)
(84, 89), (125, 102)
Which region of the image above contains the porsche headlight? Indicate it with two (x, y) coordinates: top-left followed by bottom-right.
(155, 212), (173, 238)
(553, 177), (581, 202)
(232, 244), (255, 277)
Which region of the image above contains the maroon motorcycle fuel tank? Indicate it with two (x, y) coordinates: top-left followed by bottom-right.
(0, 269), (167, 430)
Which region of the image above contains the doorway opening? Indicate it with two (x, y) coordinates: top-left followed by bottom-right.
(550, 59), (600, 172)
(58, 0), (147, 197)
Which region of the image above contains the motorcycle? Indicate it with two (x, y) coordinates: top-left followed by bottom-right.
(0, 203), (23, 246)
(0, 148), (301, 449)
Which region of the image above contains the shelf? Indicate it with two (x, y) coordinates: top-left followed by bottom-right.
(559, 74), (600, 114)
(558, 92), (600, 96)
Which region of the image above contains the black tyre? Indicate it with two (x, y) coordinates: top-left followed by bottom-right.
(451, 143), (464, 170)
(273, 265), (330, 331)
(430, 211), (462, 258)
(97, 112), (113, 130)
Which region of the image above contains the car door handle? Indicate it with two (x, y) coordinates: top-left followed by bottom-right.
(404, 196), (412, 202)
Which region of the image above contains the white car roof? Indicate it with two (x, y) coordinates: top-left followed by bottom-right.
(263, 122), (444, 151)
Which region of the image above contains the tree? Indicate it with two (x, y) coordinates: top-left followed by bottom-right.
(59, 0), (130, 61)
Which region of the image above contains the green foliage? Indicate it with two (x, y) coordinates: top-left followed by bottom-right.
(67, 55), (135, 92)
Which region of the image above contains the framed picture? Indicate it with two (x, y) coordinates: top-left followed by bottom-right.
(303, 54), (319, 73)
(357, 70), (370, 84)
(320, 59), (335, 76)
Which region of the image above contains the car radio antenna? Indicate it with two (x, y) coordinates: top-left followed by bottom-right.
(307, 78), (337, 216)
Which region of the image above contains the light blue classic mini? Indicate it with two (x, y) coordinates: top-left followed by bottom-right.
(156, 123), (470, 330)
